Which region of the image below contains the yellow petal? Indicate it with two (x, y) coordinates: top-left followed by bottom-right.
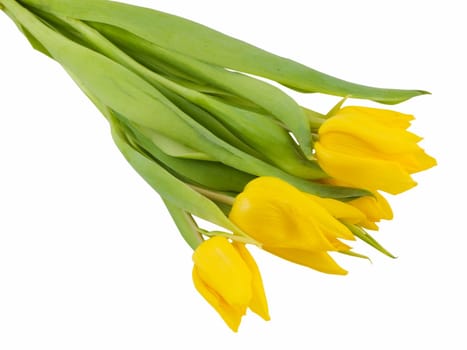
(233, 243), (270, 321)
(327, 237), (352, 251)
(297, 196), (355, 242)
(320, 115), (422, 155)
(334, 106), (414, 129)
(319, 132), (436, 175)
(192, 268), (244, 332)
(265, 246), (347, 275)
(350, 192), (393, 222)
(359, 220), (380, 231)
(316, 106), (436, 193)
(307, 194), (365, 226)
(192, 237), (252, 307)
(386, 148), (437, 174)
(229, 177), (356, 274)
(372, 191), (393, 219)
(315, 142), (417, 194)
(230, 179), (338, 252)
(319, 179), (393, 230)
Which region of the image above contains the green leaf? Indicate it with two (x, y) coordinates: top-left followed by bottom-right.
(338, 250), (371, 261)
(163, 199), (204, 250)
(326, 97), (348, 118)
(346, 224), (396, 259)
(149, 83), (265, 160)
(3, 4), (251, 167)
(110, 119), (238, 231)
(57, 19), (323, 178)
(135, 128), (215, 161)
(84, 21), (314, 157)
(120, 119), (255, 193)
(1, 5), (50, 56)
(188, 96), (326, 179)
(21, 0), (428, 104)
(4, 0), (370, 200)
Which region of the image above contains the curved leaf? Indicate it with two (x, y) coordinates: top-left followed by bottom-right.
(21, 0), (428, 104)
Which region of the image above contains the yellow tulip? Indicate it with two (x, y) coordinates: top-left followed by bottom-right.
(192, 236), (269, 332)
(314, 106), (437, 194)
(348, 191), (393, 230)
(323, 178), (393, 230)
(229, 177), (360, 275)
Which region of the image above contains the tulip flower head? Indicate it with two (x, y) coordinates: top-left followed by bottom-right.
(347, 191), (393, 230)
(192, 236), (269, 332)
(323, 178), (394, 230)
(314, 106), (437, 194)
(229, 177), (362, 275)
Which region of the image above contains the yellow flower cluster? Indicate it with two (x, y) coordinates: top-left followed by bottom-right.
(192, 106), (436, 331)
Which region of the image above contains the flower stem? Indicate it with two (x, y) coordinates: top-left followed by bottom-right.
(189, 184), (236, 206)
(199, 229), (260, 246)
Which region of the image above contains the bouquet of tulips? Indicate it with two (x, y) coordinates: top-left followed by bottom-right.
(1, 0), (436, 331)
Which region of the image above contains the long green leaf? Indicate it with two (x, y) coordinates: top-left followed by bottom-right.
(40, 16), (322, 178)
(21, 0), (428, 104)
(38, 11), (261, 157)
(86, 22), (314, 157)
(110, 119), (238, 231)
(148, 83), (265, 160)
(163, 199), (204, 250)
(120, 119), (255, 193)
(346, 224), (396, 259)
(1, 6), (51, 57)
(1, 3), (266, 173)
(2, 0), (370, 200)
(190, 96), (325, 179)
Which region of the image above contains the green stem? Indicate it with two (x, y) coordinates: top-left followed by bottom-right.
(303, 107), (326, 130)
(199, 229), (261, 246)
(188, 184), (236, 206)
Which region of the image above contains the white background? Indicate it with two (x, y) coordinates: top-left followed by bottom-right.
(1, 0), (465, 349)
